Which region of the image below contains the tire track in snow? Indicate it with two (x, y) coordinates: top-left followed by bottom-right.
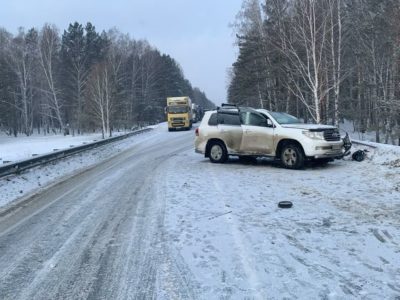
(153, 149), (201, 299)
(207, 164), (265, 299)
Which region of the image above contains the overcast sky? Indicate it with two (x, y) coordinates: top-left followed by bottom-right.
(0, 0), (243, 105)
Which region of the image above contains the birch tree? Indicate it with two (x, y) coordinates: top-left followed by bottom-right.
(5, 28), (40, 136)
(87, 63), (113, 139)
(278, 0), (335, 123)
(39, 24), (64, 130)
(327, 0), (344, 126)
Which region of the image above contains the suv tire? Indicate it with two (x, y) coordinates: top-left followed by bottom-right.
(280, 143), (304, 169)
(209, 141), (228, 163)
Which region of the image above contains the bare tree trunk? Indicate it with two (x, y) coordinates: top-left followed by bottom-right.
(88, 63), (114, 139)
(277, 0), (334, 123)
(256, 71), (264, 109)
(324, 62), (330, 124)
(77, 70), (82, 134)
(104, 68), (111, 137)
(39, 25), (64, 131)
(6, 34), (34, 136)
(285, 87), (290, 113)
(329, 0), (342, 127)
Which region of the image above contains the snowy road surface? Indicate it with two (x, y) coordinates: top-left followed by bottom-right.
(0, 123), (399, 299)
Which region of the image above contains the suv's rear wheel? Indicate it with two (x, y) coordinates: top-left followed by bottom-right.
(281, 143), (304, 169)
(209, 142), (228, 163)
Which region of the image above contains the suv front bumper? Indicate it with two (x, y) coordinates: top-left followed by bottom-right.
(303, 141), (344, 159)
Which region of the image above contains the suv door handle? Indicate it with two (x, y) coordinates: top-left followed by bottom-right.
(245, 129), (252, 133)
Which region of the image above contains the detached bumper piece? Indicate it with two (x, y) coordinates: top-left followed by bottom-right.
(332, 133), (352, 159)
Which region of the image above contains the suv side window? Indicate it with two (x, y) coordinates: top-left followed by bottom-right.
(241, 111), (269, 127)
(218, 113), (241, 126)
(208, 113), (218, 126)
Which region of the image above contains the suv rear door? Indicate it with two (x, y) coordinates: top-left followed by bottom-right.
(240, 111), (275, 155)
(216, 111), (243, 154)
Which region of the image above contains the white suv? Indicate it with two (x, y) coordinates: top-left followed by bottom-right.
(194, 105), (350, 169)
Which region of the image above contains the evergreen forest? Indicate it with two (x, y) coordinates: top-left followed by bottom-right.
(0, 22), (215, 138)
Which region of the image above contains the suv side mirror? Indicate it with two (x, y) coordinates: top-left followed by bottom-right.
(262, 119), (274, 127)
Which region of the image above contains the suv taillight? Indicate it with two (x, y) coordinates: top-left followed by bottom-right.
(195, 128), (199, 136)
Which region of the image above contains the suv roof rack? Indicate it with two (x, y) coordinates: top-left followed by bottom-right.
(221, 103), (237, 108)
(216, 103), (257, 114)
(217, 103), (239, 111)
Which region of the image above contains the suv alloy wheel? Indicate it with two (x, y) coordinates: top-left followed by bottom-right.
(281, 143), (304, 169)
(209, 142), (228, 163)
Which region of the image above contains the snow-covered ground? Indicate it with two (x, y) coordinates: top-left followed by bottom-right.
(340, 119), (399, 146)
(156, 127), (400, 299)
(339, 119), (376, 142)
(0, 128), (158, 208)
(0, 131), (129, 163)
(0, 123), (399, 299)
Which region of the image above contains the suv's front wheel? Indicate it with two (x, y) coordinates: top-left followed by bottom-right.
(280, 143), (304, 169)
(208, 141), (228, 163)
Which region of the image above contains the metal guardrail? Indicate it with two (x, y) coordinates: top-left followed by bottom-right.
(351, 140), (378, 149)
(0, 128), (153, 178)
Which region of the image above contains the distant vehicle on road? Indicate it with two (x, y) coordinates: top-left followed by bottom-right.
(191, 103), (202, 123)
(194, 104), (350, 169)
(166, 96), (193, 131)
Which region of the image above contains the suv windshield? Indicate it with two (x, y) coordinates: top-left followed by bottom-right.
(167, 106), (188, 113)
(269, 112), (302, 124)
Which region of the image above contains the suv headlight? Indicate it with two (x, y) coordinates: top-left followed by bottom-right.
(302, 130), (324, 140)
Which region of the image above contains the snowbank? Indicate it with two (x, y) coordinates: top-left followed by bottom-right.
(0, 127), (159, 209)
(349, 139), (400, 167)
(0, 132), (127, 163)
(340, 119), (399, 146)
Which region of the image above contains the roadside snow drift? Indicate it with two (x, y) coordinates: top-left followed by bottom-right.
(0, 129), (157, 208)
(158, 140), (400, 299)
(0, 132), (117, 163)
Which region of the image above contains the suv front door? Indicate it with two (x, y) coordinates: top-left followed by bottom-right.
(240, 111), (274, 155)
